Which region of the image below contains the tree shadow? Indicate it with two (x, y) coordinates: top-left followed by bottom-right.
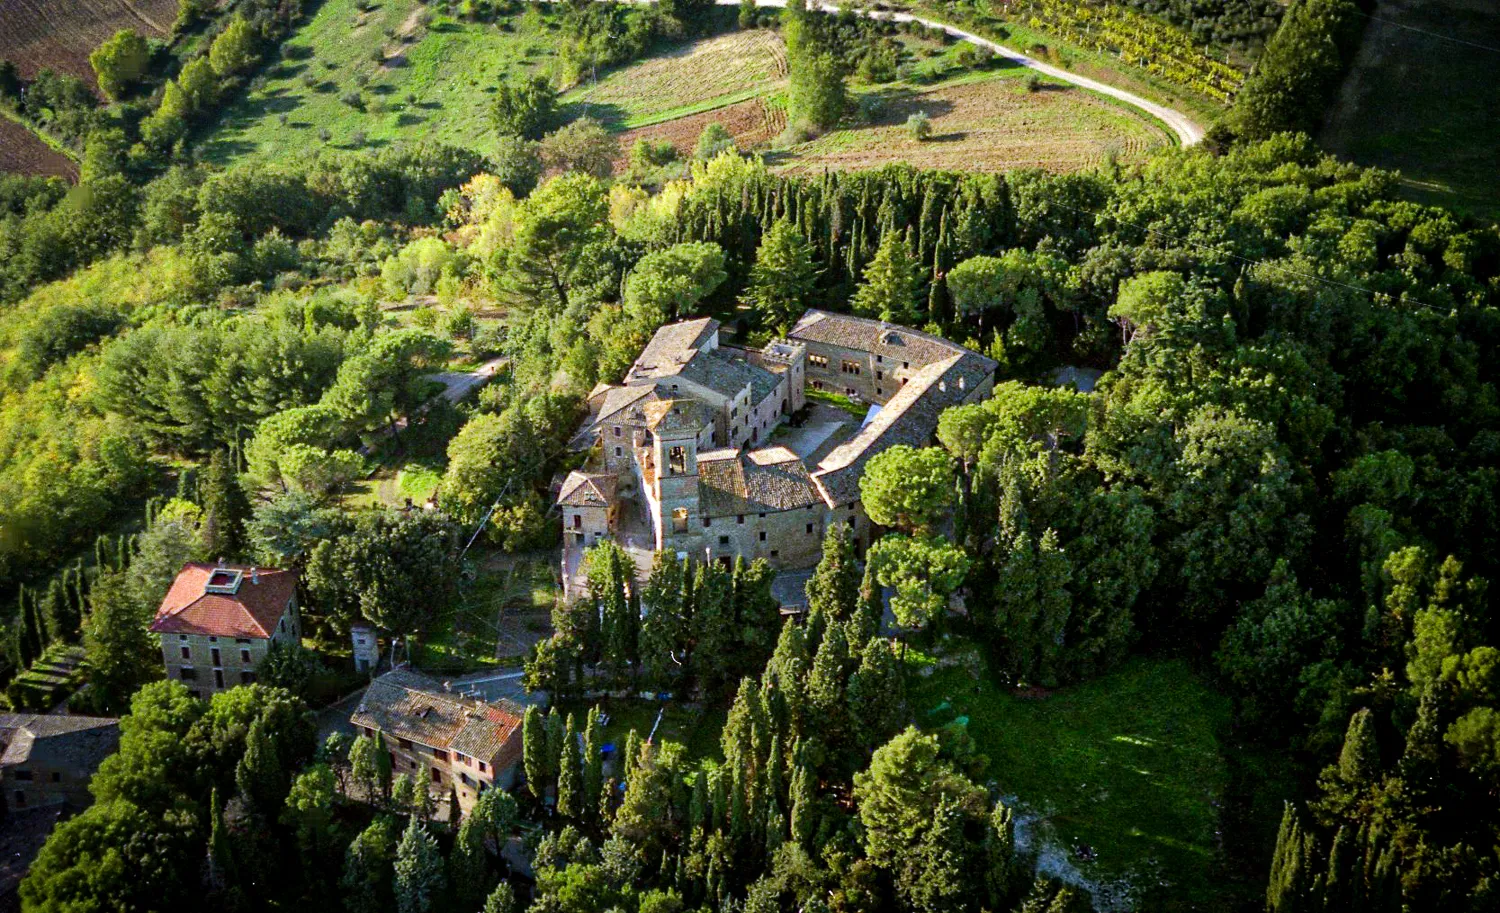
(555, 100), (629, 130)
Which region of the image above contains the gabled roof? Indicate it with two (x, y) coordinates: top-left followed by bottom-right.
(150, 564), (298, 639)
(699, 446), (823, 516)
(558, 471), (618, 508)
(351, 669), (524, 765)
(0, 714), (119, 770)
(628, 318), (720, 381)
(644, 398), (710, 434)
(790, 310), (995, 374)
(812, 353), (994, 505)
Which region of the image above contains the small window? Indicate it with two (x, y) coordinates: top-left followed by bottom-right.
(736, 515), (745, 524)
(240, 648), (251, 663)
(615, 446), (623, 457)
(236, 638), (251, 645)
(702, 517), (711, 528)
(209, 636), (217, 643)
(241, 671), (256, 684)
(13, 770), (32, 781)
(719, 535), (729, 545)
(479, 761), (488, 773)
(613, 426), (622, 437)
(50, 772), (61, 783)
(432, 768), (442, 783)
(758, 531), (767, 542)
(399, 738), (413, 750)
(214, 669), (225, 689)
(279, 618), (286, 633)
(13, 790), (25, 807)
(211, 647), (221, 666)
(876, 370), (884, 380)
(806, 523), (814, 534)
(180, 646), (190, 660)
(669, 445), (687, 474)
(434, 750), (449, 762)
(770, 550), (779, 558)
(573, 514), (582, 530)
(180, 667), (198, 681)
(178, 634), (187, 642)
(672, 508), (689, 533)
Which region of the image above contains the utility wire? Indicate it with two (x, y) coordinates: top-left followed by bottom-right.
(1351, 9), (1500, 56)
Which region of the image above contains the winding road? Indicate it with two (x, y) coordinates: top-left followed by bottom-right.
(718, 0), (1206, 146)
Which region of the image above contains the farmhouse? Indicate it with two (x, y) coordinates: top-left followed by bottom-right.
(351, 668), (525, 812)
(558, 310), (996, 595)
(0, 714), (119, 811)
(150, 563), (303, 699)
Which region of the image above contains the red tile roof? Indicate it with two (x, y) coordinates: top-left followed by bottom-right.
(150, 564), (298, 639)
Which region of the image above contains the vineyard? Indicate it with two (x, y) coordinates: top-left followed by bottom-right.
(0, 115), (76, 178)
(0, 0), (177, 91)
(989, 0), (1245, 103)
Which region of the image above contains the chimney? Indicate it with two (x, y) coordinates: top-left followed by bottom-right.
(250, 567), (260, 585)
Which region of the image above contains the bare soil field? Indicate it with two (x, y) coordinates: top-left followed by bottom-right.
(0, 0), (177, 90)
(1320, 0), (1500, 221)
(0, 116), (77, 178)
(565, 29), (788, 128)
(614, 97), (785, 168)
(776, 75), (1170, 175)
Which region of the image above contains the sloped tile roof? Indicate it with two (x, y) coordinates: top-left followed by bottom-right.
(812, 353), (993, 505)
(790, 310), (996, 374)
(699, 447), (822, 516)
(0, 714), (118, 769)
(350, 669), (524, 764)
(628, 318), (719, 381)
(645, 398), (711, 434)
(558, 472), (618, 508)
(150, 564), (298, 639)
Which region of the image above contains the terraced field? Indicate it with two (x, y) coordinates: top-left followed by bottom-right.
(562, 29), (788, 128)
(778, 71), (1170, 174)
(0, 0), (176, 89)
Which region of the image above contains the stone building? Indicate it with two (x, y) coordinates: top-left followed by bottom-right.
(0, 714), (119, 811)
(150, 563), (302, 699)
(350, 668), (525, 812)
(558, 310), (997, 597)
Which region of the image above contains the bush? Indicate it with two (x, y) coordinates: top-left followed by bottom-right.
(1026, 74), (1042, 93)
(693, 122), (736, 160)
(905, 111), (932, 141)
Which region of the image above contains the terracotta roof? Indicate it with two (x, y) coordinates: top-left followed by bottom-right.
(0, 714), (118, 770)
(699, 446), (823, 516)
(351, 669), (524, 766)
(558, 471), (618, 507)
(813, 353), (994, 504)
(150, 564), (298, 639)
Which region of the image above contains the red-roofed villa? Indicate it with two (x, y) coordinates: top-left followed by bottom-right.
(151, 563), (302, 698)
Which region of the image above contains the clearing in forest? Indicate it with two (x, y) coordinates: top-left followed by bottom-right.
(561, 28), (789, 128)
(198, 0), (563, 164)
(776, 71), (1171, 175)
(906, 647), (1267, 911)
(1319, 0), (1500, 221)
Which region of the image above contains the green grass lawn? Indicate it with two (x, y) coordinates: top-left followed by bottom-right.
(908, 644), (1234, 910)
(555, 696), (729, 765)
(199, 0), (566, 164)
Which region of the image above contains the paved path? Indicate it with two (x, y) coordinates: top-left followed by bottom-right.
(636, 0), (1205, 146)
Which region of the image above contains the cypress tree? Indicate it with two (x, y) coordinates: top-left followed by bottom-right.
(374, 731), (393, 801)
(557, 713), (582, 819)
(788, 741), (816, 850)
(710, 763), (730, 833)
(806, 523), (860, 623)
(852, 229), (924, 325)
(621, 728), (643, 795)
(236, 717), (287, 816)
(202, 449), (250, 560)
(985, 799), (1017, 909)
(207, 787), (237, 892)
(412, 764), (433, 821)
(523, 705), (547, 800)
(449, 811), (492, 909)
(482, 883), (517, 913)
(583, 706), (603, 823)
(1338, 708), (1379, 786)
(393, 818), (445, 913)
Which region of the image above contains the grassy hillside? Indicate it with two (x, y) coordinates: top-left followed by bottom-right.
(1320, 0), (1500, 221)
(908, 647), (1247, 911)
(199, 0), (565, 163)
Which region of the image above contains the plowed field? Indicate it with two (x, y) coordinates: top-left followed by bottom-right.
(0, 116), (77, 178)
(614, 97), (785, 169)
(0, 0), (177, 90)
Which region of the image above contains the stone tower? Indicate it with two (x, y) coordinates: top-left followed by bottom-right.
(646, 400), (702, 552)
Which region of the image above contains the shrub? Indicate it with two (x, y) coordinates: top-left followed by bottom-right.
(1026, 74), (1042, 92)
(905, 111), (932, 141)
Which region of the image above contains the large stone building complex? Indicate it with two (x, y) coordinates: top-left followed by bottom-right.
(559, 310), (996, 595)
(150, 563), (303, 698)
(351, 668), (525, 812)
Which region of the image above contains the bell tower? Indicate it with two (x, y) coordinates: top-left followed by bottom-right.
(647, 400), (702, 550)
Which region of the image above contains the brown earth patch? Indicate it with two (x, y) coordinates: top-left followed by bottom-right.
(613, 97), (784, 171)
(0, 117), (78, 179)
(0, 0), (177, 93)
